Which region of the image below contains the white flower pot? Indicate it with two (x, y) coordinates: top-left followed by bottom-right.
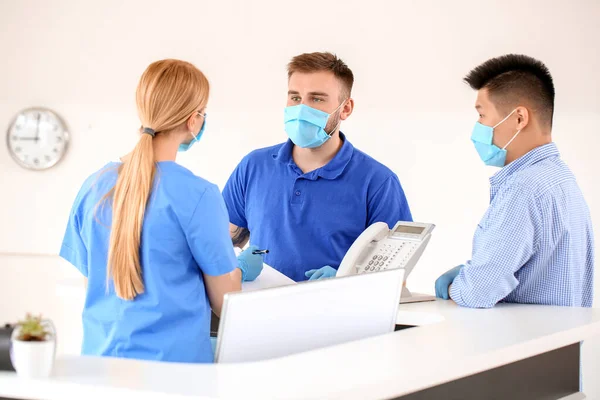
(10, 320), (56, 379)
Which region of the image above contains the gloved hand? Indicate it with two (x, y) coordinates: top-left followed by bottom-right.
(237, 245), (264, 282)
(305, 265), (337, 281)
(434, 265), (463, 300)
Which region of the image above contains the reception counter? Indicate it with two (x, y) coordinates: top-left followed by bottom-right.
(1, 300), (599, 399)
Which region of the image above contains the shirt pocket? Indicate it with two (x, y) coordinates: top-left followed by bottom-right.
(477, 206), (493, 230)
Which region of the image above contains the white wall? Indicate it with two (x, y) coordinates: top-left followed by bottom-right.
(1, 0), (599, 394)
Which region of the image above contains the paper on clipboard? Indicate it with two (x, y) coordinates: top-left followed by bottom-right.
(242, 264), (296, 291)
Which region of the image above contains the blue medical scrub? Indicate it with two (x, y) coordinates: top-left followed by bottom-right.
(222, 133), (412, 282)
(60, 162), (236, 363)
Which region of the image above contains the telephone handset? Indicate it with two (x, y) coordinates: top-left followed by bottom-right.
(337, 221), (435, 302)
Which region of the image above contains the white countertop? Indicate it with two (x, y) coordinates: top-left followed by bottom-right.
(2, 300), (600, 400)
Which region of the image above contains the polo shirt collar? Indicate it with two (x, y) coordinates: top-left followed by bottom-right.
(273, 132), (355, 180)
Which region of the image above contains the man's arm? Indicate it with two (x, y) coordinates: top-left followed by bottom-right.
(367, 174), (412, 226)
(222, 157), (251, 248)
(230, 223), (250, 248)
(449, 184), (540, 308)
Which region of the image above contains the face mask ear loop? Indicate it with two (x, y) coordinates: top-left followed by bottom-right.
(502, 129), (522, 150)
(326, 121), (342, 137)
(493, 108), (517, 129)
(325, 100), (347, 136)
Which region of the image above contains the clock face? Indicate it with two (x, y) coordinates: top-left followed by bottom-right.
(7, 108), (69, 170)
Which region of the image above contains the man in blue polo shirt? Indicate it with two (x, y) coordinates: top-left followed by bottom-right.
(222, 52), (412, 282)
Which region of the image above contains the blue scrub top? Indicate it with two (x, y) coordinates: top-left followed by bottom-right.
(222, 133), (413, 282)
(60, 162), (236, 363)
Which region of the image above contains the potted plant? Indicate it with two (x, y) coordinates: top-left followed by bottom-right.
(10, 313), (56, 378)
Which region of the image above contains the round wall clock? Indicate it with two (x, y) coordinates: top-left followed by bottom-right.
(6, 107), (69, 170)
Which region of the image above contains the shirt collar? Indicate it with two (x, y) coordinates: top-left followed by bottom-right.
(490, 142), (560, 187)
(273, 132), (355, 180)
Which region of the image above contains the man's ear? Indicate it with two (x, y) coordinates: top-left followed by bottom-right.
(516, 106), (529, 130)
(340, 98), (355, 121)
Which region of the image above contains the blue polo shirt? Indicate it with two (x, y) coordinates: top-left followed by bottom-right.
(222, 133), (412, 281)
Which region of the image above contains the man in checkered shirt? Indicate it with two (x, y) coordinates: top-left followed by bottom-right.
(435, 54), (594, 309)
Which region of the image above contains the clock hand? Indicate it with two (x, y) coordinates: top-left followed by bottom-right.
(35, 114), (41, 142)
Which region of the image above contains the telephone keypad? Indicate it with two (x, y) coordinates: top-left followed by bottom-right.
(365, 242), (420, 270)
(362, 241), (421, 273)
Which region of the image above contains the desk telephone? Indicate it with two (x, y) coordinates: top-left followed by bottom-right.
(337, 221), (436, 303)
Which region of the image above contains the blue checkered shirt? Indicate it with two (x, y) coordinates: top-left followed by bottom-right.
(450, 143), (595, 308)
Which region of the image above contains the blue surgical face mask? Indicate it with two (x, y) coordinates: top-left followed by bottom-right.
(471, 109), (521, 167)
(284, 102), (345, 148)
(179, 113), (206, 152)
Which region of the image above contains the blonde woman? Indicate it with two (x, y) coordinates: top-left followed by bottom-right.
(59, 59), (263, 363)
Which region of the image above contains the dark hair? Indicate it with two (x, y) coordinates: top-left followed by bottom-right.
(287, 52), (354, 99)
(464, 54), (555, 126)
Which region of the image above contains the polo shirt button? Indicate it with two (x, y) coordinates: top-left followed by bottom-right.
(295, 190), (301, 196)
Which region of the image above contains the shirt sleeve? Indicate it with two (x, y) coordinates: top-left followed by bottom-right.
(222, 157), (248, 228)
(450, 184), (541, 308)
(367, 174), (413, 227)
(185, 185), (238, 276)
(59, 194), (89, 277)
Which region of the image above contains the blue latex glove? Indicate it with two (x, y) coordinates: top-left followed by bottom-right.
(434, 265), (463, 300)
(305, 265), (337, 281)
(237, 245), (264, 282)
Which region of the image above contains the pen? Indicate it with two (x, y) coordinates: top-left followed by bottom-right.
(252, 249), (269, 255)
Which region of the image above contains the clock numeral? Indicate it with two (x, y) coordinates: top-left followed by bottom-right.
(14, 147), (21, 153)
(56, 136), (62, 142)
(33, 158), (39, 165)
(44, 155), (51, 162)
(54, 125), (58, 131)
(12, 135), (18, 141)
(53, 148), (58, 153)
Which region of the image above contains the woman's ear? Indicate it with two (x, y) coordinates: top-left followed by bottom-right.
(186, 113), (197, 133)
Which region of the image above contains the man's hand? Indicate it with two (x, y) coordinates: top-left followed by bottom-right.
(434, 266), (462, 300)
(305, 266), (337, 281)
(237, 245), (264, 282)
